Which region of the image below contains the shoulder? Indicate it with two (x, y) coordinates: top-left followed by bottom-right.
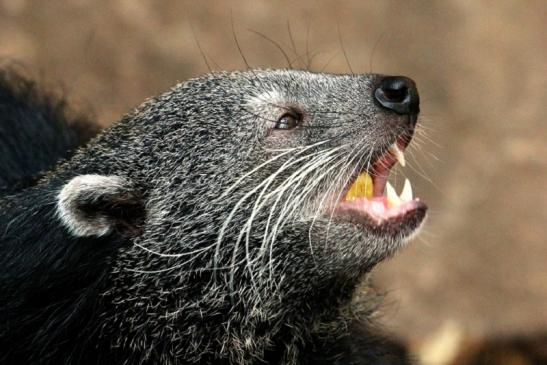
(0, 66), (98, 193)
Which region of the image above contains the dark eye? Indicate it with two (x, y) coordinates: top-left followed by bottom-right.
(274, 112), (302, 130)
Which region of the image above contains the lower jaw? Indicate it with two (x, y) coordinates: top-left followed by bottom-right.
(336, 197), (425, 225)
(332, 202), (428, 238)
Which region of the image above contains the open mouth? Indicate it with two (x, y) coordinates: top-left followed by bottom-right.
(334, 135), (427, 228)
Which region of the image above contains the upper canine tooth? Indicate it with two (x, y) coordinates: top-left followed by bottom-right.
(388, 143), (406, 167)
(400, 178), (413, 201)
(386, 181), (402, 207)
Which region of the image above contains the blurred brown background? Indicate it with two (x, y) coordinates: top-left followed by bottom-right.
(1, 0), (545, 363)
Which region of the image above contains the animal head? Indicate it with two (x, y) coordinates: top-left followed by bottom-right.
(54, 69), (426, 359)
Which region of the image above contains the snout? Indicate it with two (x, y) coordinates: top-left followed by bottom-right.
(374, 76), (420, 117)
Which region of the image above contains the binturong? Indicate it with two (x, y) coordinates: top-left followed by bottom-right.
(0, 68), (427, 364)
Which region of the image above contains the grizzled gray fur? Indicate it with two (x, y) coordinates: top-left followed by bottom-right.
(1, 69), (425, 364)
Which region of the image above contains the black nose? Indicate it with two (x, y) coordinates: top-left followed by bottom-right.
(374, 76), (420, 115)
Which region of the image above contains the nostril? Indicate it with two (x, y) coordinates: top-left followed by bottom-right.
(381, 85), (408, 103)
(374, 76), (419, 115)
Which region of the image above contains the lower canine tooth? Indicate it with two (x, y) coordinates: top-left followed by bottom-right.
(386, 181), (402, 207)
(400, 178), (413, 201)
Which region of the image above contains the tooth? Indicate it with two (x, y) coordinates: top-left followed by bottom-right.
(389, 143), (406, 167)
(386, 181), (402, 207)
(400, 178), (413, 201)
(345, 172), (374, 200)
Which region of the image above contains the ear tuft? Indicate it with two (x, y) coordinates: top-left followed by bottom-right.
(57, 175), (144, 237)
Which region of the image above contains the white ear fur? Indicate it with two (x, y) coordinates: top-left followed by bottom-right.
(57, 175), (131, 237)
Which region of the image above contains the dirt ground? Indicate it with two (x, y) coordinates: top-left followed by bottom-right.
(1, 0), (545, 362)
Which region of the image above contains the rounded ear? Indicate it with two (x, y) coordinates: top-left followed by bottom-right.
(57, 175), (145, 237)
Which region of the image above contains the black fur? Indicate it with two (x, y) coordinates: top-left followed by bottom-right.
(0, 69), (107, 363)
(0, 68), (97, 193)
